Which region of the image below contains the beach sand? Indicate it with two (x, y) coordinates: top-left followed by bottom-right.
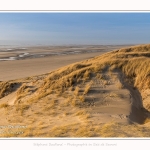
(0, 45), (128, 81)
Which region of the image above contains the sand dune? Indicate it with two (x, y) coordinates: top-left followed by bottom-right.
(0, 44), (150, 137)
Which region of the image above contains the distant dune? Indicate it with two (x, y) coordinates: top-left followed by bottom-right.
(0, 44), (150, 137)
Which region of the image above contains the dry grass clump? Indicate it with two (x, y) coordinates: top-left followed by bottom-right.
(83, 70), (91, 80)
(103, 80), (109, 85)
(84, 83), (91, 95)
(16, 84), (31, 100)
(74, 126), (95, 137)
(144, 117), (150, 124)
(17, 84), (28, 94)
(79, 95), (85, 102)
(109, 92), (119, 97)
(96, 73), (105, 79)
(47, 124), (77, 137)
(41, 63), (91, 91)
(121, 58), (150, 90)
(15, 104), (30, 115)
(71, 99), (82, 107)
(119, 44), (150, 53)
(69, 86), (75, 91)
(76, 77), (82, 83)
(63, 97), (73, 107)
(20, 126), (34, 137)
(43, 99), (58, 111)
(0, 82), (17, 98)
(109, 64), (117, 71)
(145, 103), (150, 111)
(116, 81), (124, 89)
(75, 110), (87, 116)
(0, 103), (9, 108)
(68, 95), (85, 107)
(93, 64), (106, 73)
(74, 86), (80, 96)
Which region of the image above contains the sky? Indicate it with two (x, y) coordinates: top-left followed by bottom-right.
(0, 13), (150, 46)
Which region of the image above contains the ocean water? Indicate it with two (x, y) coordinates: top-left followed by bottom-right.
(0, 45), (29, 61)
(0, 44), (120, 61)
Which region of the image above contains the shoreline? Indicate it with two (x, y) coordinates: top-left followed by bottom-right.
(0, 45), (131, 81)
(0, 52), (106, 81)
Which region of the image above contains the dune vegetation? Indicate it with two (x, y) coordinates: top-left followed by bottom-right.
(0, 44), (150, 137)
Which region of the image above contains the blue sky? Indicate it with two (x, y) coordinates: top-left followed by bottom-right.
(0, 13), (150, 45)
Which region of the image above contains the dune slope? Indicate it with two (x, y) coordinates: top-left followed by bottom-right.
(0, 44), (150, 137)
